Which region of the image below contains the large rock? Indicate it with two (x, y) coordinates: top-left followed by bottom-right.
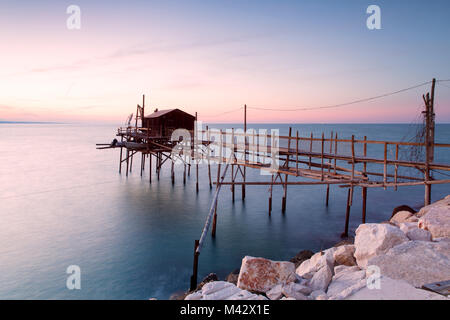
(354, 223), (409, 268)
(308, 264), (333, 292)
(327, 267), (366, 297)
(333, 245), (356, 266)
(418, 206), (450, 239)
(390, 211), (413, 225)
(347, 276), (448, 300)
(237, 256), (296, 293)
(368, 240), (450, 288)
(296, 248), (335, 279)
(417, 195), (450, 217)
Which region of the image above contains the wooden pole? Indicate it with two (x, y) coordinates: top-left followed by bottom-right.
(362, 136), (367, 223)
(342, 187), (352, 238)
(334, 132), (338, 175)
(231, 128), (235, 202)
(212, 163), (222, 238)
(326, 131), (333, 206)
(126, 150), (130, 177)
(207, 126), (212, 189)
(119, 136), (123, 174)
(282, 127), (292, 213)
(268, 175), (273, 216)
(149, 153), (152, 183)
(171, 160), (175, 185)
(140, 153), (144, 177)
(383, 142), (387, 189)
(195, 112), (199, 193)
(190, 240), (200, 291)
(296, 131), (299, 175)
(424, 78), (436, 205)
(309, 132), (313, 169)
(242, 104), (247, 200)
(321, 132), (325, 181)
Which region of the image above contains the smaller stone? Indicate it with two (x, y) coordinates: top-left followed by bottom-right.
(280, 297), (296, 300)
(309, 290), (326, 300)
(184, 291), (203, 300)
(333, 245), (356, 266)
(334, 265), (360, 276)
(266, 284), (283, 300)
(202, 281), (234, 295)
(398, 222), (417, 234)
(308, 265), (333, 292)
(196, 273), (219, 291)
(296, 248), (335, 279)
(225, 269), (240, 285)
(281, 283), (308, 300)
(406, 228), (432, 241)
(283, 282), (312, 296)
(390, 211), (413, 225)
(406, 216), (419, 223)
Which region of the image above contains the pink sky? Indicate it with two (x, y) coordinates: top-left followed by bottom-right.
(1, 1), (449, 124)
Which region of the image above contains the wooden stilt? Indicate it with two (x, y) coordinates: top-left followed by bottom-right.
(126, 150), (130, 177)
(207, 126), (212, 189)
(242, 105), (247, 200)
(190, 240), (200, 291)
(282, 175), (288, 213)
(119, 135), (123, 174)
(268, 175), (273, 216)
(362, 136), (367, 222)
(326, 131), (333, 206)
(309, 132), (313, 169)
(362, 186), (367, 223)
(140, 153), (144, 177)
(342, 187), (353, 238)
(130, 152), (133, 173)
(171, 161), (175, 185)
(149, 153), (152, 183)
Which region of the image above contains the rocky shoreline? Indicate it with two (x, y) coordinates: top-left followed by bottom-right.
(179, 195), (450, 300)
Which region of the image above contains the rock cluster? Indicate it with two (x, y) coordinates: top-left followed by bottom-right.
(185, 195), (450, 300)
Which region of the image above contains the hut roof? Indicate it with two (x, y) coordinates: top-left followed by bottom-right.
(144, 108), (195, 119)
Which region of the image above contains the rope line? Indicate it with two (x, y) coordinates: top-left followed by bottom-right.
(247, 81), (431, 112)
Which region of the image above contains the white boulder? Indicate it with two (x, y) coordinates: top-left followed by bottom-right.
(327, 267), (366, 297)
(367, 240), (450, 288)
(354, 223), (409, 268)
(418, 206), (450, 239)
(296, 248), (335, 279)
(347, 276), (448, 300)
(417, 195), (450, 217)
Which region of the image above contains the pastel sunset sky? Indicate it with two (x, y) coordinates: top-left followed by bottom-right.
(1, 0), (449, 124)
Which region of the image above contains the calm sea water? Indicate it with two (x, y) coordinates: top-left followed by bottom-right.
(0, 123), (449, 299)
